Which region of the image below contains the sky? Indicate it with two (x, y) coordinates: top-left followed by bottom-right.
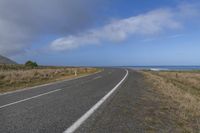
(0, 0), (200, 66)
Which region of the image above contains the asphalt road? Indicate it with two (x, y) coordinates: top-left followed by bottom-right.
(0, 68), (128, 133)
(76, 70), (147, 133)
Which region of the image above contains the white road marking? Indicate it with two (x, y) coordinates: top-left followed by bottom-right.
(93, 76), (102, 80)
(63, 69), (128, 133)
(0, 89), (61, 109)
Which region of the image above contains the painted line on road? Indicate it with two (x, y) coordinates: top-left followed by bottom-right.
(63, 69), (128, 133)
(0, 70), (102, 96)
(0, 89), (61, 109)
(93, 76), (102, 80)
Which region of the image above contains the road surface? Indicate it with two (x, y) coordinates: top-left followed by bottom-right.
(0, 68), (137, 133)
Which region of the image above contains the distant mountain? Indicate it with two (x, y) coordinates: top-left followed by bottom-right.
(0, 55), (17, 64)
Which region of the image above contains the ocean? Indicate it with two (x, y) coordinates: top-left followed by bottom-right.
(128, 66), (200, 71)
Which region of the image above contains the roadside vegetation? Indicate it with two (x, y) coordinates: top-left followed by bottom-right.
(0, 63), (100, 93)
(140, 70), (200, 132)
(25, 60), (38, 67)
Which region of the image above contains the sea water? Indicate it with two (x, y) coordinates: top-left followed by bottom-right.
(128, 66), (200, 71)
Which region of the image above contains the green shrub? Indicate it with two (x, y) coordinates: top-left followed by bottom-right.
(25, 61), (38, 67)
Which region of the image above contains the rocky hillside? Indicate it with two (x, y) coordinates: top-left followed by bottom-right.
(0, 55), (17, 64)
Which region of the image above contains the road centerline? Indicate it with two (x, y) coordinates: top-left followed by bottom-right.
(93, 76), (102, 80)
(0, 89), (61, 109)
(0, 70), (108, 109)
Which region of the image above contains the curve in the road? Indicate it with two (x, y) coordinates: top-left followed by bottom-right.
(64, 69), (128, 133)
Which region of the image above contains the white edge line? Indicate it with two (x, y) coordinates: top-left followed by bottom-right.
(0, 70), (102, 96)
(0, 89), (61, 109)
(63, 69), (128, 133)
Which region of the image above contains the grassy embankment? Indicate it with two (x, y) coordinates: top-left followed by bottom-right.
(140, 70), (200, 132)
(0, 64), (100, 93)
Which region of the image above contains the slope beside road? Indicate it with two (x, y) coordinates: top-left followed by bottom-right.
(0, 68), (128, 133)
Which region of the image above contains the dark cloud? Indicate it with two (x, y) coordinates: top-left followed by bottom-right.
(0, 0), (107, 56)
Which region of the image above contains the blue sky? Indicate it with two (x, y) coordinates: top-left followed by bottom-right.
(1, 0), (200, 66)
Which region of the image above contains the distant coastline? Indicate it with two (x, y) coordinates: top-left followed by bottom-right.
(127, 66), (200, 71)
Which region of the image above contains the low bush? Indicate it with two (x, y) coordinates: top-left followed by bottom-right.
(25, 61), (38, 67)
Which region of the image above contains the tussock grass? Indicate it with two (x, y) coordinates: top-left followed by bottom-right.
(141, 71), (200, 132)
(0, 64), (100, 93)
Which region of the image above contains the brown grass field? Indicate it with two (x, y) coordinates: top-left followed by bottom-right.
(0, 64), (100, 93)
(141, 70), (200, 132)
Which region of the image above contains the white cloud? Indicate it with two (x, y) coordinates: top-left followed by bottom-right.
(50, 8), (181, 51)
(50, 3), (199, 51)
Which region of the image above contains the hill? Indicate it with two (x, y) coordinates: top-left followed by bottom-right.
(0, 55), (17, 64)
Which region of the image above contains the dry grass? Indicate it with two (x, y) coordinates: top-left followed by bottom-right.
(141, 70), (200, 132)
(0, 64), (100, 93)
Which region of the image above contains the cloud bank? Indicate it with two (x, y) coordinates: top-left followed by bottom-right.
(0, 0), (105, 56)
(50, 3), (199, 51)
